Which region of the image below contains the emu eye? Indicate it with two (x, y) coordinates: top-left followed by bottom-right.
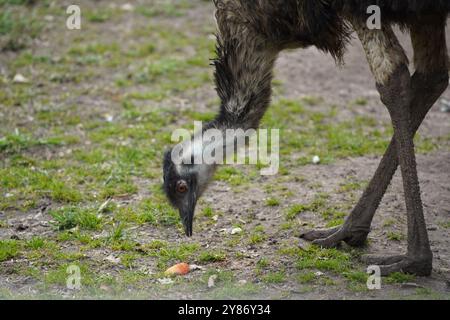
(176, 180), (188, 194)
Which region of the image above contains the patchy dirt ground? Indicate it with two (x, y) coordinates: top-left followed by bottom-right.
(0, 0), (450, 300)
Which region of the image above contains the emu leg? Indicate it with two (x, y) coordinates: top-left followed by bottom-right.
(301, 71), (448, 247)
(302, 19), (449, 254)
(359, 19), (448, 276)
(365, 64), (433, 276)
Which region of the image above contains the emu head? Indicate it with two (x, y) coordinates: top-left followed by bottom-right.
(162, 149), (215, 237)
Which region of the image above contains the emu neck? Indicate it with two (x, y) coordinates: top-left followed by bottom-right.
(177, 34), (279, 171)
(209, 36), (278, 132)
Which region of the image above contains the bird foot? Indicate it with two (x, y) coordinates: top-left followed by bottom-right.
(300, 226), (339, 242)
(361, 254), (432, 276)
(300, 225), (369, 248)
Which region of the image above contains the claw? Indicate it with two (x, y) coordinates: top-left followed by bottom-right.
(300, 226), (340, 241)
(379, 261), (411, 276)
(361, 254), (432, 276)
(312, 230), (346, 248)
(361, 254), (404, 265)
(302, 224), (369, 248)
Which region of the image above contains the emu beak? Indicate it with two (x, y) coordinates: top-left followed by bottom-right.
(184, 214), (193, 237)
(181, 199), (196, 237)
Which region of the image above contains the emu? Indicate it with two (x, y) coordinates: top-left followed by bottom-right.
(163, 0), (450, 276)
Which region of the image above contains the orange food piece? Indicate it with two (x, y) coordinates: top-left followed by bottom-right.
(164, 263), (190, 276)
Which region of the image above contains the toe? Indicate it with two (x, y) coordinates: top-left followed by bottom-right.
(379, 260), (410, 276)
(361, 254), (404, 265)
(363, 255), (432, 276)
(312, 230), (346, 248)
(300, 226), (340, 241)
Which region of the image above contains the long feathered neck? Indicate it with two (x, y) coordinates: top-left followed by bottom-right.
(206, 0), (350, 134)
(206, 33), (278, 133)
(174, 26), (279, 171)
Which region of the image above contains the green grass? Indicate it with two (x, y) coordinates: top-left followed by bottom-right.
(265, 197), (280, 207)
(49, 207), (102, 231)
(198, 250), (227, 263)
(121, 253), (138, 268)
(383, 219), (396, 227)
(25, 237), (47, 250)
(343, 271), (369, 284)
(297, 272), (316, 284)
(439, 221), (450, 229)
(285, 193), (329, 220)
(85, 8), (114, 23)
(148, 243), (200, 270)
(0, 6), (42, 51)
(261, 271), (286, 284)
(284, 192), (349, 228)
(44, 263), (95, 287)
(139, 200), (180, 227)
(135, 1), (193, 17)
(0, 165), (84, 210)
(201, 206), (214, 218)
(387, 231), (404, 241)
(214, 167), (250, 186)
(262, 98), (439, 166)
(285, 204), (309, 220)
(248, 233), (266, 245)
(353, 98), (369, 106)
(256, 258), (270, 269)
(280, 244), (352, 274)
(0, 133), (66, 154)
(108, 223), (126, 242)
(0, 240), (19, 262)
(301, 96), (323, 106)
(248, 226), (266, 245)
(385, 272), (416, 284)
(338, 180), (366, 193)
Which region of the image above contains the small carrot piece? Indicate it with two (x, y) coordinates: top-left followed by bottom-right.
(164, 263), (190, 276)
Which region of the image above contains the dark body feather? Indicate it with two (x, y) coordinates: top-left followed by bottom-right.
(210, 0), (449, 132)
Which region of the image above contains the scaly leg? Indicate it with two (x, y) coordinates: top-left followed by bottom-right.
(361, 18), (448, 276)
(373, 61), (434, 275)
(301, 18), (449, 256)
